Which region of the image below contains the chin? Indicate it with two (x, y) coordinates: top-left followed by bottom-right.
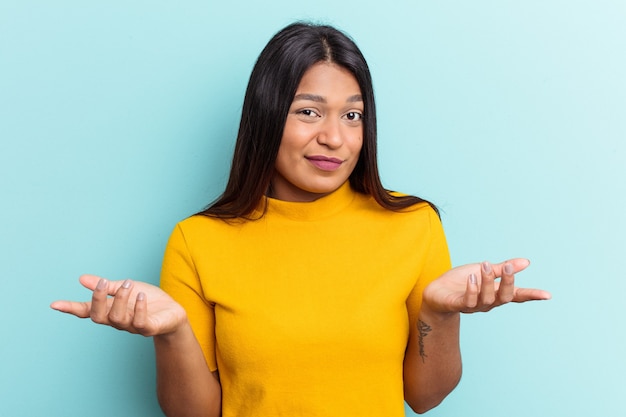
(304, 181), (344, 194)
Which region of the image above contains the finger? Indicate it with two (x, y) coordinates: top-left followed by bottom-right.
(478, 261), (496, 307)
(133, 292), (149, 335)
(80, 274), (125, 295)
(50, 300), (93, 318)
(497, 263), (515, 303)
(513, 287), (552, 302)
(79, 274), (105, 291)
(463, 273), (479, 309)
(492, 258), (530, 276)
(90, 278), (111, 324)
(108, 279), (134, 328)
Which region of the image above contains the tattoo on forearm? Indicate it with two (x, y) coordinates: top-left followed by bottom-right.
(417, 319), (432, 363)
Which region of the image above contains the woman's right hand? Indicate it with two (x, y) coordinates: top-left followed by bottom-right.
(51, 275), (187, 337)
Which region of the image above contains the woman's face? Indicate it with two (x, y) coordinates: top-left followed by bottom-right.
(270, 62), (364, 202)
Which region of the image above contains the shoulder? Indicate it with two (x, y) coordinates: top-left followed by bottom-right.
(348, 191), (442, 236)
(354, 189), (438, 218)
(176, 213), (242, 232)
(166, 214), (238, 249)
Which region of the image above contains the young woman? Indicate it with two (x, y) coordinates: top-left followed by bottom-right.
(51, 22), (550, 417)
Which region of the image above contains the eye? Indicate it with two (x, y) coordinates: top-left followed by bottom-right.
(343, 111), (363, 122)
(296, 109), (320, 118)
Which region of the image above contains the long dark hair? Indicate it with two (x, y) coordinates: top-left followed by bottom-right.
(200, 22), (436, 219)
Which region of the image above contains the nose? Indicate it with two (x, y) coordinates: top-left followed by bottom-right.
(316, 117), (343, 149)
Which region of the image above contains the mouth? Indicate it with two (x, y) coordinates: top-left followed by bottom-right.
(305, 155), (344, 171)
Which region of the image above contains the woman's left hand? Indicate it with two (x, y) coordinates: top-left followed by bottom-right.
(422, 259), (551, 314)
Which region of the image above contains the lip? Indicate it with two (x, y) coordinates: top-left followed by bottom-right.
(305, 155), (344, 171)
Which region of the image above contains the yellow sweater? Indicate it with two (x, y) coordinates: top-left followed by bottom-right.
(160, 182), (451, 417)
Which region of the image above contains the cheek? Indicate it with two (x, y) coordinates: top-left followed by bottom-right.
(279, 125), (311, 152)
(351, 138), (364, 170)
(350, 133), (364, 155)
(275, 140), (298, 164)
(276, 127), (297, 157)
(346, 138), (363, 170)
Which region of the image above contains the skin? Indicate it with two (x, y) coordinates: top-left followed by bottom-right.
(51, 275), (221, 417)
(270, 62), (364, 202)
(404, 259), (551, 413)
(50, 62), (551, 416)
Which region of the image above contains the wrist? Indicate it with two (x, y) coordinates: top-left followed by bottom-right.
(419, 303), (460, 325)
(154, 318), (192, 344)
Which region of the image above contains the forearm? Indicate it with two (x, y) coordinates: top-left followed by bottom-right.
(154, 321), (221, 417)
(403, 308), (462, 414)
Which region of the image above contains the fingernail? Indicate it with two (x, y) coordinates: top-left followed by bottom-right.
(96, 279), (108, 290)
(469, 273), (477, 285)
(137, 292), (146, 301)
(482, 261), (492, 274)
(122, 279), (131, 289)
(504, 263), (513, 275)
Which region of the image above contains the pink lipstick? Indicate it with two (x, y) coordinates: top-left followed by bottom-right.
(306, 155), (343, 171)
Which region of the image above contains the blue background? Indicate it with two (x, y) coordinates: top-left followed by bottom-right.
(1, 1), (624, 415)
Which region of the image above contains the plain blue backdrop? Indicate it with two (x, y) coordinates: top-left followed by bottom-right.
(1, 1), (624, 416)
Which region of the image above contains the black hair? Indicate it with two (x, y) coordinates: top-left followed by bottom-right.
(201, 22), (436, 218)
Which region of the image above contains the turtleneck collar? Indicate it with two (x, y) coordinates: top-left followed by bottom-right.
(256, 181), (357, 221)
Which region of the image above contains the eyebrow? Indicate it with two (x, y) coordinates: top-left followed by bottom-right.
(292, 93), (363, 103)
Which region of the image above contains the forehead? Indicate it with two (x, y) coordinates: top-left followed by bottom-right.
(295, 62), (361, 97)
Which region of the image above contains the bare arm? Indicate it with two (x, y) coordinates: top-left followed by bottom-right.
(403, 308), (461, 414)
(51, 275), (222, 417)
(155, 321), (221, 417)
(403, 259), (551, 413)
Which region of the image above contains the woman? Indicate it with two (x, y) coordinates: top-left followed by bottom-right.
(51, 22), (550, 416)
